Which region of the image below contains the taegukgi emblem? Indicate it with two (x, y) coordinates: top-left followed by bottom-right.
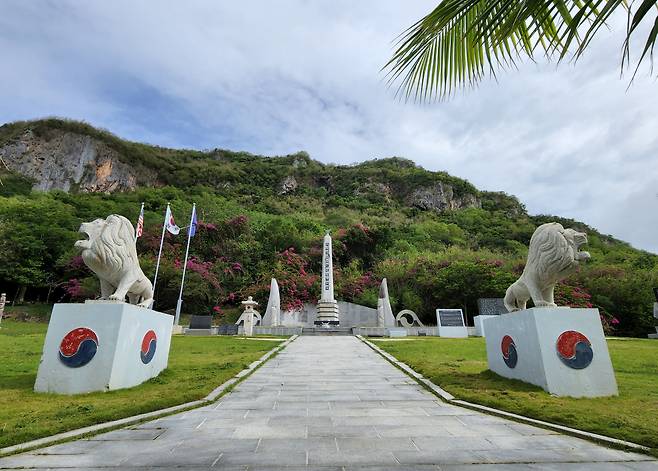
(59, 327), (99, 368)
(556, 330), (593, 369)
(501, 335), (518, 368)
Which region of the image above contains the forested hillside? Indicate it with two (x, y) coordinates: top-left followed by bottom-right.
(1, 119), (656, 336)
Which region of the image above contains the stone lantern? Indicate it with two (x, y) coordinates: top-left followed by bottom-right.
(241, 296), (259, 336)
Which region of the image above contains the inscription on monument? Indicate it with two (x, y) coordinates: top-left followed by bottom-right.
(323, 245), (331, 292)
(437, 309), (465, 327)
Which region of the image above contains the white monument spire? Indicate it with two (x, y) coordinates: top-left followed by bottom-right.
(321, 231), (335, 302)
(316, 230), (340, 325)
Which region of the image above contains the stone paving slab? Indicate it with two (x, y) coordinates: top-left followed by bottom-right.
(0, 336), (656, 470)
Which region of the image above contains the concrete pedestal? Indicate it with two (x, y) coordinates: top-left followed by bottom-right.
(387, 327), (407, 338)
(483, 307), (618, 397)
(473, 315), (497, 337)
(35, 301), (173, 394)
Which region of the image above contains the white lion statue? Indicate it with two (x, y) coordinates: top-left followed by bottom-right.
(74, 214), (153, 308)
(504, 222), (590, 312)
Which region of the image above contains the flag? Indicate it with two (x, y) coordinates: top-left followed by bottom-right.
(165, 205), (180, 235)
(135, 203), (144, 238)
(188, 205), (198, 237)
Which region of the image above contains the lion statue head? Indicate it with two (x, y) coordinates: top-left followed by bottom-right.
(75, 214), (153, 307)
(505, 222), (590, 312)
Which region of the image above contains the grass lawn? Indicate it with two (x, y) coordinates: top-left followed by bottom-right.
(372, 337), (658, 452)
(0, 320), (284, 449)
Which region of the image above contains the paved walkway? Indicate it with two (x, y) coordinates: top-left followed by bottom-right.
(1, 336), (656, 470)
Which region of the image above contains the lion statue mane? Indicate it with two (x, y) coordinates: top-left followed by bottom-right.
(74, 214), (154, 308)
(504, 222), (590, 312)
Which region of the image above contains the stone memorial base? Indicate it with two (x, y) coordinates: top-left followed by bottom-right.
(34, 301), (173, 395)
(315, 299), (340, 325)
(387, 327), (407, 337)
(184, 327), (215, 336)
(172, 324), (184, 335)
(473, 315), (497, 337)
(484, 307), (618, 398)
(435, 309), (468, 338)
(253, 326), (303, 336)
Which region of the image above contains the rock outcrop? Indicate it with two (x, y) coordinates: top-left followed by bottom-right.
(0, 130), (156, 193)
(278, 175), (298, 195)
(408, 183), (480, 212)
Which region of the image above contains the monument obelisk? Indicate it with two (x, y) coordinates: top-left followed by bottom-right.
(315, 231), (340, 325)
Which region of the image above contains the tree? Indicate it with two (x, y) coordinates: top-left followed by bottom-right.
(384, 0), (658, 100)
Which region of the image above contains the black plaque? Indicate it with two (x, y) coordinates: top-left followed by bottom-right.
(437, 309), (465, 327)
(217, 324), (238, 335)
(189, 315), (212, 329)
(477, 298), (507, 316)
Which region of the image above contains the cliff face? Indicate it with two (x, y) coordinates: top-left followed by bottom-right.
(0, 129), (155, 193)
(0, 119), (484, 213)
(408, 183), (481, 212)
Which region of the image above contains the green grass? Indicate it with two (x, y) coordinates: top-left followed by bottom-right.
(372, 337), (658, 452)
(3, 304), (52, 322)
(0, 321), (284, 448)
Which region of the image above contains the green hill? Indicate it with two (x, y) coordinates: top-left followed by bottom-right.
(0, 118), (656, 336)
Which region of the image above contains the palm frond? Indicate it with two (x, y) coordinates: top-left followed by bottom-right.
(384, 0), (658, 101)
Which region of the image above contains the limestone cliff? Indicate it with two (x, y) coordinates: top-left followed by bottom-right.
(408, 183), (481, 212)
(0, 128), (157, 193)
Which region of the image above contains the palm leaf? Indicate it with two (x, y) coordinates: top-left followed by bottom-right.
(384, 0), (658, 101)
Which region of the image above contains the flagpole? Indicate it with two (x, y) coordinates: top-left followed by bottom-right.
(135, 202), (144, 241)
(175, 203), (195, 326)
(152, 203), (170, 303)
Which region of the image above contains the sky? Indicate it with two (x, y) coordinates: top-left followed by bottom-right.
(1, 1), (657, 253)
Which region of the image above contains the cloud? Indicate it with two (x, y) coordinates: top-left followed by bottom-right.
(0, 0), (656, 252)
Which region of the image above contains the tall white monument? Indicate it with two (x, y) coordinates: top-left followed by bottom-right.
(262, 278), (281, 327)
(377, 278), (395, 327)
(316, 231), (340, 325)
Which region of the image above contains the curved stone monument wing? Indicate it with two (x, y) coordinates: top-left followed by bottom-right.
(261, 278), (281, 327)
(504, 222), (590, 312)
(235, 310), (262, 326)
(74, 214), (153, 308)
(396, 309), (424, 328)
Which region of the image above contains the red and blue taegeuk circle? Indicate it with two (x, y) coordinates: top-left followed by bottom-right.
(556, 330), (593, 369)
(59, 327), (98, 368)
(140, 330), (157, 364)
(501, 335), (518, 368)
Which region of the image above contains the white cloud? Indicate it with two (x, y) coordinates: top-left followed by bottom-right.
(0, 0), (656, 252)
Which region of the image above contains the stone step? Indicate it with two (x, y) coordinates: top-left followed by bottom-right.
(301, 326), (353, 336)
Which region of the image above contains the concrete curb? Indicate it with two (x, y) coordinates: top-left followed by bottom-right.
(0, 334), (298, 457)
(357, 335), (651, 454)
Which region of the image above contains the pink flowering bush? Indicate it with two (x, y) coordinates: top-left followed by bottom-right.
(272, 248), (319, 311)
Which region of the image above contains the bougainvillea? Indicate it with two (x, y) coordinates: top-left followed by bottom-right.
(272, 248), (319, 311)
